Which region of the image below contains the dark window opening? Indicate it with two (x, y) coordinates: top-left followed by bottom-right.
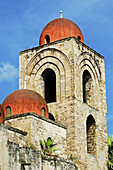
(6, 106), (11, 117)
(49, 113), (55, 121)
(77, 36), (81, 40)
(45, 35), (50, 44)
(21, 165), (25, 170)
(41, 107), (45, 117)
(42, 68), (56, 103)
(83, 70), (92, 103)
(21, 163), (30, 170)
(86, 115), (96, 155)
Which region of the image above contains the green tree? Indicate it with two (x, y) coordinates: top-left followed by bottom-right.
(107, 136), (113, 170)
(40, 137), (57, 155)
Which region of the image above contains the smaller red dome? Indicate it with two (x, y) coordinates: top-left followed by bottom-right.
(39, 18), (83, 45)
(2, 89), (48, 119)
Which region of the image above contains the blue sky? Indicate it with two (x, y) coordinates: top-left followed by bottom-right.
(0, 0), (113, 135)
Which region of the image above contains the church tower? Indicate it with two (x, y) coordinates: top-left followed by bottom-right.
(19, 15), (107, 169)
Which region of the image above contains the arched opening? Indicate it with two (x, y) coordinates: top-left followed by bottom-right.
(49, 113), (55, 121)
(77, 36), (81, 40)
(45, 35), (50, 44)
(0, 111), (4, 124)
(86, 115), (96, 155)
(41, 107), (45, 117)
(0, 112), (1, 122)
(83, 70), (92, 104)
(42, 68), (56, 103)
(0, 104), (4, 123)
(6, 106), (11, 117)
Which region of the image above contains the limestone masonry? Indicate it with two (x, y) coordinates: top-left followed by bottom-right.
(0, 17), (107, 170)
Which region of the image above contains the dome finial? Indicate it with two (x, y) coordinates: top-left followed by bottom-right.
(60, 10), (62, 18)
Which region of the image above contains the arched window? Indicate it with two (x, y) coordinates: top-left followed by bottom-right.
(49, 113), (55, 121)
(77, 36), (81, 40)
(42, 68), (56, 103)
(86, 115), (96, 155)
(41, 107), (45, 117)
(6, 106), (11, 117)
(0, 112), (1, 122)
(83, 70), (92, 104)
(45, 35), (50, 44)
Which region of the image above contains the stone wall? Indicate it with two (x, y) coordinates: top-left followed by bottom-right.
(0, 123), (27, 147)
(0, 123), (77, 170)
(18, 37), (107, 169)
(19, 37), (107, 114)
(74, 99), (107, 170)
(42, 155), (77, 170)
(47, 98), (108, 170)
(0, 124), (27, 170)
(0, 140), (42, 170)
(5, 112), (67, 158)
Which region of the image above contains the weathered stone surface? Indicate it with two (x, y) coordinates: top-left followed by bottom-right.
(18, 37), (107, 169)
(0, 36), (104, 170)
(0, 124), (26, 170)
(0, 123), (76, 170)
(5, 112), (67, 158)
(42, 155), (77, 170)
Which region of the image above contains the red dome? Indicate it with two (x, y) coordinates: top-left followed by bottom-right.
(2, 89), (48, 119)
(39, 18), (84, 45)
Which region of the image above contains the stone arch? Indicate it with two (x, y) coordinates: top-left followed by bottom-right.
(76, 52), (100, 109)
(32, 56), (65, 76)
(76, 52), (101, 81)
(26, 48), (71, 75)
(86, 114), (96, 155)
(81, 66), (98, 108)
(25, 48), (72, 101)
(35, 62), (62, 101)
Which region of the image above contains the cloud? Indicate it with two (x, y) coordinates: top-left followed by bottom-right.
(0, 63), (18, 82)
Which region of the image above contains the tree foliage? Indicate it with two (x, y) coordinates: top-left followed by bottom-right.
(107, 136), (113, 170)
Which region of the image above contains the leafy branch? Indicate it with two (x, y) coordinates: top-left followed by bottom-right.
(107, 136), (113, 170)
(40, 137), (58, 155)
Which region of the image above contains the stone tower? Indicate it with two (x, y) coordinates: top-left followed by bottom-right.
(19, 17), (107, 169)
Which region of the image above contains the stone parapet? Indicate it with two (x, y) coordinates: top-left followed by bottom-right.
(5, 112), (67, 158)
